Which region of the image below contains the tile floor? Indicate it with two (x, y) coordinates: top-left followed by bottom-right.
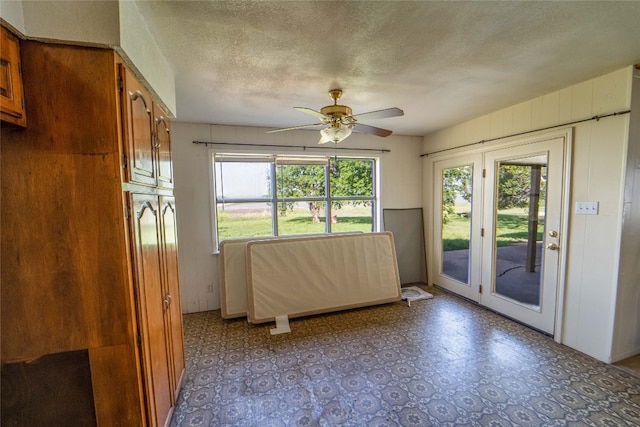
(170, 287), (640, 426)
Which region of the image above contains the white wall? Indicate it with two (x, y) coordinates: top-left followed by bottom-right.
(172, 123), (423, 313)
(0, 0), (25, 34)
(21, 0), (120, 45)
(422, 67), (633, 363)
(118, 0), (176, 116)
(0, 0), (176, 116)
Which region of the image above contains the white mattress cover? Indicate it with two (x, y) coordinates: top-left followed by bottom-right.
(246, 232), (401, 324)
(219, 237), (255, 318)
(219, 233), (362, 319)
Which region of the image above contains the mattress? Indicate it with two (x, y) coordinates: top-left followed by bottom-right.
(246, 232), (401, 324)
(219, 233), (362, 319)
(219, 237), (256, 319)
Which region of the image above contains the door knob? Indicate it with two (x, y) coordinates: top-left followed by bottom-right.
(546, 243), (559, 251)
(548, 230), (558, 238)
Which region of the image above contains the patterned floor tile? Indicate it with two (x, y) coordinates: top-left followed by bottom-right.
(170, 287), (640, 426)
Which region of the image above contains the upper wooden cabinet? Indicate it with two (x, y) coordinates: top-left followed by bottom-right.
(0, 26), (26, 127)
(154, 103), (174, 189)
(122, 66), (156, 186)
(121, 66), (174, 189)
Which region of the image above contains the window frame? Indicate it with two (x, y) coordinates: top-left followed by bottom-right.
(210, 152), (379, 250)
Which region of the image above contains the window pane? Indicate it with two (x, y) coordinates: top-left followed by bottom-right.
(215, 161), (271, 199)
(216, 202), (273, 241)
(441, 165), (473, 284)
(331, 201), (373, 233)
(277, 201), (326, 236)
(276, 164), (325, 198)
(330, 159), (373, 197)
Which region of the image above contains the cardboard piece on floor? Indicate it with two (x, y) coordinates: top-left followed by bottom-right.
(270, 315), (291, 335)
(401, 286), (433, 307)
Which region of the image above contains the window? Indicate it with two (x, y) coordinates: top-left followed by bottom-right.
(213, 154), (377, 243)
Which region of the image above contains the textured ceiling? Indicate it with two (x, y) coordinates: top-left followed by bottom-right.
(136, 1), (640, 137)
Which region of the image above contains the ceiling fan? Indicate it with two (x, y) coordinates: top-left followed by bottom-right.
(267, 89), (404, 144)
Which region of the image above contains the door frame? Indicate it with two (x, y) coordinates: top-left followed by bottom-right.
(425, 128), (573, 342)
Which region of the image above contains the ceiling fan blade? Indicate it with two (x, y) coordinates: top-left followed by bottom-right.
(354, 123), (393, 137)
(294, 107), (330, 121)
(267, 123), (325, 133)
(351, 107), (404, 121)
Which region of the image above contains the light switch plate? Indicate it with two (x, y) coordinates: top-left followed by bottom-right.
(576, 201), (599, 215)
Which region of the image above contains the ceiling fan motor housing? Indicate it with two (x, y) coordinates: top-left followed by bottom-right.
(321, 88), (354, 127)
(321, 104), (352, 119)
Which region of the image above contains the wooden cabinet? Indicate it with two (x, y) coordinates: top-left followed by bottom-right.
(130, 194), (174, 426)
(155, 105), (175, 189)
(1, 40), (184, 426)
(122, 67), (156, 186)
(159, 195), (185, 399)
(122, 67), (174, 189)
(0, 25), (26, 127)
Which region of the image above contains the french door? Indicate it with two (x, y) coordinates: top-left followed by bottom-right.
(433, 155), (483, 301)
(433, 136), (568, 335)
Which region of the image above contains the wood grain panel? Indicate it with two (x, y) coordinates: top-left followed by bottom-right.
(1, 42), (132, 361)
(89, 344), (145, 426)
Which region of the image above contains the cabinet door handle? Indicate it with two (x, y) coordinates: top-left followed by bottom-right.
(155, 116), (169, 133)
(154, 116), (169, 149)
(129, 90), (151, 114)
(163, 294), (172, 309)
(153, 132), (161, 149)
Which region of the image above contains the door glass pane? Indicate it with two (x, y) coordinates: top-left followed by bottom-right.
(441, 165), (473, 284)
(493, 155), (547, 307)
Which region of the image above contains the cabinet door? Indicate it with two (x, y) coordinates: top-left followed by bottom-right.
(122, 67), (156, 186)
(0, 26), (26, 127)
(153, 104), (174, 189)
(130, 193), (172, 427)
(159, 196), (185, 399)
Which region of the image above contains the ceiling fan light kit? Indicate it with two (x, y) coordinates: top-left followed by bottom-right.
(320, 124), (352, 144)
(267, 89), (404, 144)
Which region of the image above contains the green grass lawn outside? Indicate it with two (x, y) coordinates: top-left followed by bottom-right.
(217, 204), (543, 248)
(442, 207), (545, 251)
(217, 204), (373, 241)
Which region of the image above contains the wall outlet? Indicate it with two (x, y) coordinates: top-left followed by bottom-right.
(207, 283), (214, 293)
(576, 201), (599, 215)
